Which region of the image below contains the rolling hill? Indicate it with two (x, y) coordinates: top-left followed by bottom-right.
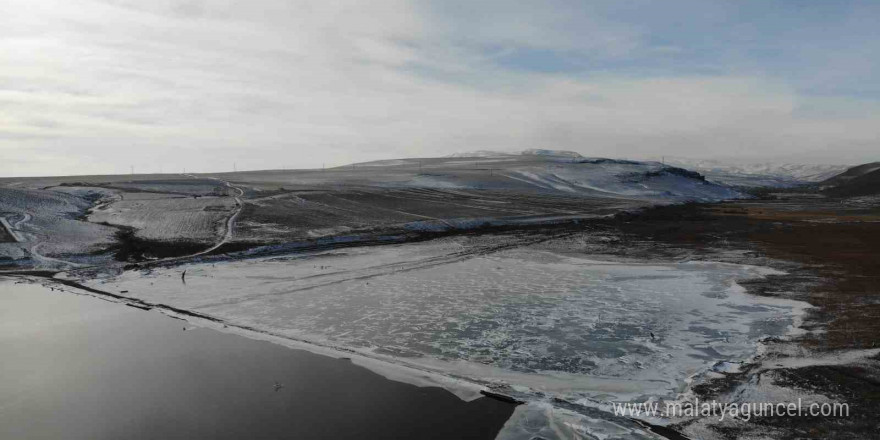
(820, 162), (880, 197)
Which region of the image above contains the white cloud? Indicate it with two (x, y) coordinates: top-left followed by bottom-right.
(1, 0), (878, 176)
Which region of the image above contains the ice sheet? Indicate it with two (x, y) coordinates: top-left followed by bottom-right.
(84, 240), (806, 407)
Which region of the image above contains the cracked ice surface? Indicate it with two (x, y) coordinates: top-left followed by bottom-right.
(86, 238), (808, 406)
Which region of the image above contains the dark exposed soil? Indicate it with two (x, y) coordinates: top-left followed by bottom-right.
(108, 227), (208, 262)
(0, 224), (14, 242)
(759, 361), (880, 439)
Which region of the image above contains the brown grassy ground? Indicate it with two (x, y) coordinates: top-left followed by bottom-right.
(233, 187), (641, 243)
(602, 196), (880, 351)
(598, 196), (880, 439)
(708, 201), (880, 351)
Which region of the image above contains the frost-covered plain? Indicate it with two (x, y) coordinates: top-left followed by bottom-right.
(88, 195), (235, 243)
(0, 187), (116, 263)
(83, 236), (807, 437)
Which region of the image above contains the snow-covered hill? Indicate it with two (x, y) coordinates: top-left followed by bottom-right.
(346, 150), (741, 202)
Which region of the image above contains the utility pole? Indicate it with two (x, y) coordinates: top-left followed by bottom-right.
(130, 165), (134, 175)
(234, 162), (237, 172)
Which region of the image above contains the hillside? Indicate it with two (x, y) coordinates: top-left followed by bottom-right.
(1, 150), (742, 265)
(320, 149), (740, 202)
(820, 162), (880, 197)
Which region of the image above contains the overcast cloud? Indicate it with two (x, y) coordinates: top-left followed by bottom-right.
(1, 0), (878, 176)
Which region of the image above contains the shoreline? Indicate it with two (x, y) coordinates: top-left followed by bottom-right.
(0, 278), (515, 440)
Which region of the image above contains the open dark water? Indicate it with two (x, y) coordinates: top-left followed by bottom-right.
(0, 278), (514, 440)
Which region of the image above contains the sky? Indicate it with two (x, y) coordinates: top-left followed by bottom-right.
(1, 0), (879, 176)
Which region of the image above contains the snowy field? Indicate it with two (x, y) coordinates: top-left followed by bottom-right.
(82, 235), (808, 438)
(0, 187), (117, 263)
(88, 195), (235, 243)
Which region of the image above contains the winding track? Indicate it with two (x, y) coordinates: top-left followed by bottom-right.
(154, 174), (246, 262)
(0, 211), (82, 269)
(190, 179), (244, 257)
(29, 241), (83, 268)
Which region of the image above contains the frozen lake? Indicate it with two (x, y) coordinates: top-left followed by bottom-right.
(84, 235), (809, 423)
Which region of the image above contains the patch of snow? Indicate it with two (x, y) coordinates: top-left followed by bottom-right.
(0, 187), (117, 265)
(761, 348), (880, 371)
(88, 196), (235, 242)
(404, 175), (471, 189)
(496, 401), (664, 440)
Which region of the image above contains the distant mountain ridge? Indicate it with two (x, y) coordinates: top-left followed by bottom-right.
(442, 152), (849, 186)
(662, 157), (849, 187)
